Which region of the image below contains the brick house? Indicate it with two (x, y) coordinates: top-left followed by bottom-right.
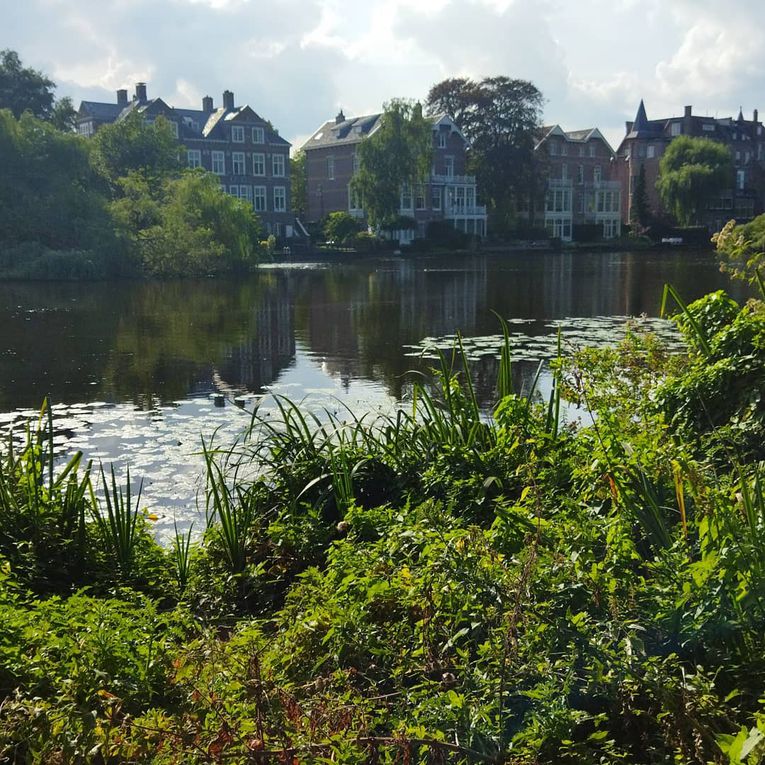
(302, 110), (487, 242)
(615, 101), (765, 231)
(534, 125), (622, 241)
(77, 83), (293, 237)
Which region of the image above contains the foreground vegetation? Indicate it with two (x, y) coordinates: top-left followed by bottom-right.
(1, 284), (765, 762)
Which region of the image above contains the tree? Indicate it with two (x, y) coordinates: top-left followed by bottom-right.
(0, 109), (115, 253)
(91, 111), (181, 185)
(0, 50), (55, 120)
(110, 170), (262, 276)
(50, 97), (77, 132)
(351, 99), (432, 229)
(426, 76), (544, 229)
(656, 136), (732, 226)
(290, 149), (307, 219)
(323, 211), (362, 244)
(630, 163), (650, 231)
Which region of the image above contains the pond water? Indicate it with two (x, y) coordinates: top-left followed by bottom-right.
(0, 249), (749, 533)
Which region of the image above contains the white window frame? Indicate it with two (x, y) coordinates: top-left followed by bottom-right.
(327, 156), (335, 180)
(187, 149), (201, 169)
(349, 184), (363, 212)
(212, 151), (225, 176)
(231, 125), (245, 143)
(253, 186), (267, 212)
(671, 122), (681, 137)
(647, 145), (655, 159)
(273, 186), (286, 212)
(252, 153), (265, 176)
(272, 153), (285, 178)
(252, 126), (265, 143)
(400, 183), (413, 211)
(240, 185), (253, 205)
(437, 132), (447, 149)
(415, 184), (426, 210)
(445, 156), (454, 178)
(170, 121), (179, 139)
(432, 187), (442, 211)
(232, 152), (246, 176)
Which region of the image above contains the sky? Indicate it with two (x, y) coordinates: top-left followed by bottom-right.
(4, 0), (765, 153)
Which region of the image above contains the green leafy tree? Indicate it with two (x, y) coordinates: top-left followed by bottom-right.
(50, 96), (77, 132)
(351, 99), (432, 229)
(290, 149), (307, 219)
(323, 211), (362, 244)
(91, 111), (181, 185)
(0, 109), (119, 274)
(0, 50), (55, 120)
(110, 170), (262, 276)
(630, 163), (650, 231)
(656, 135), (732, 226)
(426, 76), (544, 230)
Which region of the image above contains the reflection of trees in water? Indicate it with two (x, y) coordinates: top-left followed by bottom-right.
(0, 251), (750, 411)
(0, 277), (298, 409)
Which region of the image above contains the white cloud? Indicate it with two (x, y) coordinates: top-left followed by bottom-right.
(4, 0), (765, 152)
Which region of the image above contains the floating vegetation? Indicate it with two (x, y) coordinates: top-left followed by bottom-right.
(405, 315), (686, 363)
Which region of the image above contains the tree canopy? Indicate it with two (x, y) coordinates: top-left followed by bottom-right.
(91, 112), (182, 184)
(351, 99), (432, 229)
(290, 149), (307, 220)
(426, 76), (544, 229)
(0, 50), (55, 120)
(656, 136), (732, 226)
(0, 108), (119, 274)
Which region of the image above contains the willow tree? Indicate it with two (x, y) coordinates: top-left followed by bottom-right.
(351, 99), (432, 229)
(656, 136), (732, 226)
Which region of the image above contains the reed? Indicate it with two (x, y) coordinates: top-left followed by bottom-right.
(172, 520), (194, 593)
(91, 465), (142, 578)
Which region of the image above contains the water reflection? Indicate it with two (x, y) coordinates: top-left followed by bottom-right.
(0, 250), (750, 411)
(0, 249), (751, 527)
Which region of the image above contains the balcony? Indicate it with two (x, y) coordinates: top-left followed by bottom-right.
(445, 204), (487, 218)
(430, 174), (478, 186)
(584, 180), (621, 191)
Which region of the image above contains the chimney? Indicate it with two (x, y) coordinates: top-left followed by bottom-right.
(135, 82), (147, 103)
(117, 89), (128, 106)
(684, 105), (692, 118)
(335, 109), (345, 125)
(202, 95), (214, 112)
(222, 90), (234, 111)
(754, 109), (759, 125)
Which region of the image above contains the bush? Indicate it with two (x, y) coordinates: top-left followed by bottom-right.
(425, 219), (469, 248)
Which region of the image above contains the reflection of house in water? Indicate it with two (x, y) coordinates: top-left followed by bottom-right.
(215, 279), (295, 393)
(296, 260), (488, 397)
(395, 258), (488, 338)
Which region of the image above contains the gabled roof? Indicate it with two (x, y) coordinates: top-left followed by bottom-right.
(303, 111), (468, 151)
(78, 101), (122, 122)
(303, 113), (382, 150)
(535, 125), (614, 153)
